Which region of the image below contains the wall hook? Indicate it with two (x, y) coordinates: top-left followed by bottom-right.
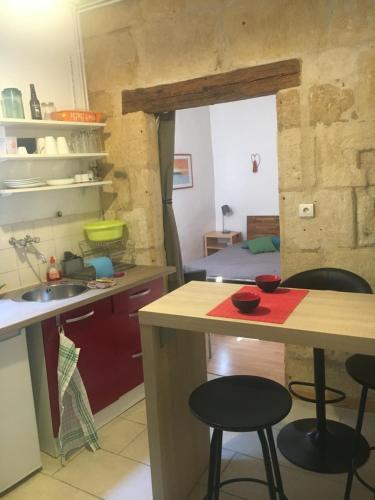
(251, 153), (261, 173)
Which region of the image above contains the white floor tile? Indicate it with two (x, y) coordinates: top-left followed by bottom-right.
(98, 416), (145, 454)
(3, 472), (98, 499)
(120, 399), (147, 425)
(40, 452), (63, 476)
(54, 448), (153, 500)
(120, 428), (150, 465)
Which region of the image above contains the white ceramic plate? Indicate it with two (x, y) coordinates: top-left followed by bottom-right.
(46, 178), (75, 186)
(3, 182), (46, 189)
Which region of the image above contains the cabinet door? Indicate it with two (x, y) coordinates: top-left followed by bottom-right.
(42, 297), (118, 437)
(112, 278), (164, 397)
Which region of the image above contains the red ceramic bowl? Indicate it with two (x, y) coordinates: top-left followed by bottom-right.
(255, 274), (281, 292)
(231, 291), (260, 313)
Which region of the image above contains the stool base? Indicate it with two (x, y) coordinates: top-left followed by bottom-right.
(277, 418), (370, 474)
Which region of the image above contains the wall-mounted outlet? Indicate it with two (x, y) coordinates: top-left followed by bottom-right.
(298, 203), (314, 218)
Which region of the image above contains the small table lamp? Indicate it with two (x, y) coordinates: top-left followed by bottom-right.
(221, 205), (232, 233)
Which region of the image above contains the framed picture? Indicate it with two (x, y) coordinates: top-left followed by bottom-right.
(173, 154), (193, 189)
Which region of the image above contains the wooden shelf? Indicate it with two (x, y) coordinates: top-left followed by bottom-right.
(204, 231), (242, 256)
(0, 180), (112, 196)
(0, 153), (108, 161)
(0, 118), (106, 132)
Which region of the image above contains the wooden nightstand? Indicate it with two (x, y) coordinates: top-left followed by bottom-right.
(203, 231), (242, 256)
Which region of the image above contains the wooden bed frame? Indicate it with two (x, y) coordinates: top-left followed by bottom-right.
(247, 215), (280, 240)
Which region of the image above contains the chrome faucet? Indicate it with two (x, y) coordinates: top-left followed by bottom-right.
(9, 235), (47, 263)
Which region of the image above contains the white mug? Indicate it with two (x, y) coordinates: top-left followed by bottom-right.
(17, 146), (28, 155)
(56, 136), (69, 155)
(80, 173), (89, 182)
(44, 136), (57, 155)
(37, 137), (46, 154)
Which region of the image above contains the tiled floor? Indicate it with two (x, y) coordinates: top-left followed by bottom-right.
(4, 397), (375, 499)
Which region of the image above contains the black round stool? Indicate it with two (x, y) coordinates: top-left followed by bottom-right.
(344, 354), (375, 499)
(189, 375), (292, 500)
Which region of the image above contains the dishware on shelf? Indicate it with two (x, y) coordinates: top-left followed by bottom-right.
(84, 220), (125, 242)
(255, 274), (281, 292)
(46, 178), (74, 186)
(36, 137), (45, 153)
(17, 146), (28, 155)
(56, 136), (69, 154)
(51, 110), (99, 122)
(86, 256), (114, 278)
(5, 137), (17, 154)
(1, 88), (25, 119)
(41, 102), (56, 120)
(17, 138), (37, 154)
(231, 291), (261, 313)
(44, 136), (57, 155)
(3, 178), (45, 189)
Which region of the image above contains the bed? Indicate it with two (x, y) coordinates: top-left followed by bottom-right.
(184, 216), (280, 283)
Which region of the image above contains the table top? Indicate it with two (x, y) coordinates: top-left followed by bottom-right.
(139, 281), (375, 355)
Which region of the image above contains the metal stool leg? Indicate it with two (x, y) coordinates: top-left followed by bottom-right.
(206, 429), (222, 500)
(266, 427), (288, 500)
(258, 429), (278, 500)
(344, 386), (368, 500)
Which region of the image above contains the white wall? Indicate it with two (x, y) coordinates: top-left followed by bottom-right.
(174, 107), (216, 263)
(210, 96), (279, 237)
(0, 1), (102, 291)
(0, 0), (87, 116)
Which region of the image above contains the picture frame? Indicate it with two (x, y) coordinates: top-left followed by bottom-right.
(173, 154), (193, 189)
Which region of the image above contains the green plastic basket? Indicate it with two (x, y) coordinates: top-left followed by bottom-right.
(84, 220), (125, 242)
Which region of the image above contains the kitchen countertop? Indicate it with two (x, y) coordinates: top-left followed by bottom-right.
(0, 265), (174, 336)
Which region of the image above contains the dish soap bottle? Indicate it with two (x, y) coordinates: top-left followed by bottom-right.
(47, 256), (62, 281)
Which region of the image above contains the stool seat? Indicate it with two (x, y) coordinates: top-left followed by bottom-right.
(189, 375), (292, 432)
(346, 354), (375, 391)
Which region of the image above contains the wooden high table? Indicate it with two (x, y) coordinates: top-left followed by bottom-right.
(138, 281), (375, 500)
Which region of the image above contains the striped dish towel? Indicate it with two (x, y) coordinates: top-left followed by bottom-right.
(58, 326), (99, 460)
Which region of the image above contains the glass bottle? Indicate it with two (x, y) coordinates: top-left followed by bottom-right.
(1, 88), (25, 119)
(29, 84), (42, 120)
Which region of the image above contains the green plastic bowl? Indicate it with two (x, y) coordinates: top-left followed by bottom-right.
(84, 220), (125, 242)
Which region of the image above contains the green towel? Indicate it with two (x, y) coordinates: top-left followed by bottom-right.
(58, 326), (99, 460)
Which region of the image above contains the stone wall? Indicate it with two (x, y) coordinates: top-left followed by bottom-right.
(80, 0), (375, 405)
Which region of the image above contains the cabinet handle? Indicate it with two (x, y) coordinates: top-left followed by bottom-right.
(129, 312), (139, 319)
(129, 288), (151, 299)
(65, 310), (95, 324)
(131, 352), (143, 359)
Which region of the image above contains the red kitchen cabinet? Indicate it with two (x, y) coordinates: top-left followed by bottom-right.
(112, 278), (164, 397)
(42, 297), (118, 436)
(42, 278), (164, 437)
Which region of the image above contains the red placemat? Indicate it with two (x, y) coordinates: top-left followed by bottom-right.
(207, 285), (309, 324)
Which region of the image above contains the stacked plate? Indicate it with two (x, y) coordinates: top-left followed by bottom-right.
(3, 178), (46, 189)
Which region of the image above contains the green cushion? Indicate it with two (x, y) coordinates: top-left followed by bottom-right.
(247, 236), (277, 254)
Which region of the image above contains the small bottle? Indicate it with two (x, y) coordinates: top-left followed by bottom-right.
(29, 84), (42, 120)
(47, 255), (62, 281)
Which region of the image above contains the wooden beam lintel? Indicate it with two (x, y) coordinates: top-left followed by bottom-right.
(122, 58), (301, 115)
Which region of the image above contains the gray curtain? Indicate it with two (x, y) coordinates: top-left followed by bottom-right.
(157, 111), (184, 291)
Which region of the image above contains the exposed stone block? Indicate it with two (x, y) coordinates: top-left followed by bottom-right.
(280, 189), (356, 252)
(356, 186), (375, 247)
(315, 121), (375, 187)
(321, 247), (375, 288)
(277, 89), (301, 131)
(309, 83), (354, 126)
(357, 49), (375, 120)
(278, 128), (303, 191)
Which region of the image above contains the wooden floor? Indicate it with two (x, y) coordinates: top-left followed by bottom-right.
(207, 334), (285, 385)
